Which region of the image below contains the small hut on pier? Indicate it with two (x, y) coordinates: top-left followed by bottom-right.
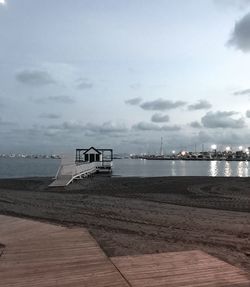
(75, 147), (113, 171)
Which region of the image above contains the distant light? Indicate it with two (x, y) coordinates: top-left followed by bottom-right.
(181, 151), (186, 156)
(245, 148), (249, 153)
(239, 146), (243, 151)
(172, 150), (176, 154)
(225, 146), (230, 152)
(211, 144), (217, 150)
(0, 0), (6, 5)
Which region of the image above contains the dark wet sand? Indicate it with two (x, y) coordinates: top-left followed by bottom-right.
(0, 176), (249, 273)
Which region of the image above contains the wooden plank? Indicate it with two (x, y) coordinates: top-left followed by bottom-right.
(0, 215), (130, 287)
(2, 214), (249, 287)
(111, 250), (250, 287)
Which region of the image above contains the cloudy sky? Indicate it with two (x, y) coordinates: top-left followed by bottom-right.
(1, 0), (250, 154)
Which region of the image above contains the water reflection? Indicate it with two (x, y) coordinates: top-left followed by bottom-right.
(112, 159), (250, 178)
(179, 160), (187, 176)
(236, 161), (249, 177)
(224, 161), (232, 177)
(209, 161), (218, 177)
(244, 161), (249, 177)
(171, 161), (176, 176)
(237, 161), (244, 177)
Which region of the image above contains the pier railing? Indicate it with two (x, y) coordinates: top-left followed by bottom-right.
(50, 160), (112, 187)
(58, 162), (97, 180)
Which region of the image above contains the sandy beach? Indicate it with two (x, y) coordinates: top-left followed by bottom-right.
(0, 176), (249, 274)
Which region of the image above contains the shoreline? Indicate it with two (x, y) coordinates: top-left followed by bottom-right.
(0, 176), (249, 274)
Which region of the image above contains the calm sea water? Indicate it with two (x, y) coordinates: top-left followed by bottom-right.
(0, 158), (249, 178)
(114, 159), (250, 177)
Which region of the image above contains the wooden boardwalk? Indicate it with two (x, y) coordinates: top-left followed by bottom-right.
(111, 251), (250, 287)
(1, 215), (249, 287)
(0, 215), (129, 287)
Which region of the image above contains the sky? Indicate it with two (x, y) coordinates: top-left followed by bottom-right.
(1, 0), (250, 154)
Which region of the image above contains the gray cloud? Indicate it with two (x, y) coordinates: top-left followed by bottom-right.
(190, 121), (202, 128)
(16, 69), (55, 86)
(188, 100), (212, 110)
(125, 97), (142, 105)
(85, 122), (128, 134)
(48, 121), (128, 136)
(151, 113), (170, 123)
(0, 117), (18, 127)
(246, 110), (250, 117)
(47, 95), (75, 104)
(39, 113), (61, 119)
(201, 111), (245, 128)
(132, 121), (181, 131)
(228, 12), (250, 52)
(233, 88), (250, 95)
(161, 125), (181, 131)
(0, 117), (5, 125)
(76, 78), (93, 90)
(48, 121), (83, 132)
(140, 98), (186, 111)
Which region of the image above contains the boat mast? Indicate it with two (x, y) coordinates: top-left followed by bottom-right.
(160, 137), (164, 156)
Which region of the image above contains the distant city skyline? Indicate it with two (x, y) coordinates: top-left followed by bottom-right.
(1, 0), (250, 154)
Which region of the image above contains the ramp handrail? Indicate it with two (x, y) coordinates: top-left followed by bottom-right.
(56, 162), (97, 180)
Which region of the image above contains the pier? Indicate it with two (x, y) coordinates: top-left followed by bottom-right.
(49, 147), (113, 187)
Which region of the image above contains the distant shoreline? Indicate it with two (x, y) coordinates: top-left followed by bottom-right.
(137, 158), (250, 161)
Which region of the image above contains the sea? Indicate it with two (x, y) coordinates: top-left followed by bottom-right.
(0, 158), (249, 178)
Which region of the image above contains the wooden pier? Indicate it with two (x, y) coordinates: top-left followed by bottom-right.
(49, 146), (113, 187)
(0, 215), (249, 287)
(49, 162), (98, 187)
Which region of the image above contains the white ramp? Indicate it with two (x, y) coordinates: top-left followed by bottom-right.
(49, 161), (97, 187)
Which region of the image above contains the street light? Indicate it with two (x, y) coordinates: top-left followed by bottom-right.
(172, 150), (176, 154)
(239, 146), (243, 151)
(211, 144), (217, 150)
(225, 146), (230, 152)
